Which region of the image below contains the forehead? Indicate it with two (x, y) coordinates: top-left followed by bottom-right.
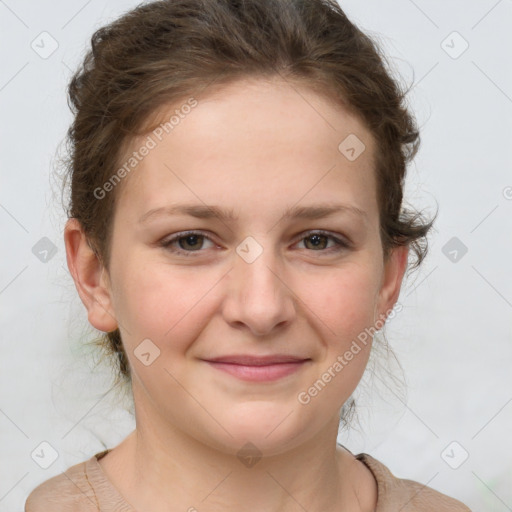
(115, 77), (377, 221)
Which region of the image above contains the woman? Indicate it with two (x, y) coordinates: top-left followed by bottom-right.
(25, 0), (471, 510)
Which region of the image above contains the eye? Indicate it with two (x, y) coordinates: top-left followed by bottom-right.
(294, 230), (350, 253)
(159, 231), (215, 256)
(159, 230), (350, 257)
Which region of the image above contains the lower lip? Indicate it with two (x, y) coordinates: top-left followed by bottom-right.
(204, 361), (308, 382)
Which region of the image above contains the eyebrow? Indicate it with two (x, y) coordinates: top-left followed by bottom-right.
(138, 203), (368, 224)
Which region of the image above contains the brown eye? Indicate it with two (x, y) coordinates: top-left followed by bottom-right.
(176, 234), (204, 251)
(296, 231), (350, 253)
(160, 231), (215, 256)
(303, 233), (328, 250)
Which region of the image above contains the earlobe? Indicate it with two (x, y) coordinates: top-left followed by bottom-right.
(376, 245), (409, 323)
(64, 218), (118, 333)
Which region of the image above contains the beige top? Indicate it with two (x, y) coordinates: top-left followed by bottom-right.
(25, 447), (471, 511)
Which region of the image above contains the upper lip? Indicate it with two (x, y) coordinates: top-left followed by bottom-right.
(202, 354), (310, 366)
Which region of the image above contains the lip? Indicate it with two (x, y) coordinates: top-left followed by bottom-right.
(204, 354), (309, 365)
(201, 354), (311, 382)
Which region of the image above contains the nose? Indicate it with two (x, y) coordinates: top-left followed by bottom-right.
(221, 242), (296, 337)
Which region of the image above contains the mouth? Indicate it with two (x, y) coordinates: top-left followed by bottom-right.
(200, 355), (311, 382)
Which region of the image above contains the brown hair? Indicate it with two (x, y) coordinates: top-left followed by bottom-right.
(61, 0), (435, 419)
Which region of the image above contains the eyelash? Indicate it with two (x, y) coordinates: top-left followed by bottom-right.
(159, 230), (350, 257)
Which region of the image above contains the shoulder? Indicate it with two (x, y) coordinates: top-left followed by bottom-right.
(25, 457), (99, 512)
(356, 453), (472, 512)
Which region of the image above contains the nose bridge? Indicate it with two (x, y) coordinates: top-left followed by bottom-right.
(224, 235), (295, 335)
(239, 243), (280, 299)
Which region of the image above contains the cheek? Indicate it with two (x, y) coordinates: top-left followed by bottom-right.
(303, 262), (380, 345)
(294, 266), (379, 409)
(114, 254), (381, 342)
(112, 261), (218, 350)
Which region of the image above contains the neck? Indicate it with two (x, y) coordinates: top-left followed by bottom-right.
(99, 390), (375, 512)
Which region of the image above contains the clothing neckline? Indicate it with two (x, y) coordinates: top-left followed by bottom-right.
(85, 449), (137, 511)
(86, 443), (381, 511)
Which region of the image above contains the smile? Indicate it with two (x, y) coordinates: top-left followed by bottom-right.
(202, 359), (310, 382)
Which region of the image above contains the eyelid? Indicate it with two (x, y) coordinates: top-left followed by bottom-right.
(159, 229), (351, 256)
(159, 230), (218, 256)
(294, 229), (351, 247)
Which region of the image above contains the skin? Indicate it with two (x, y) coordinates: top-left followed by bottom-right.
(65, 76), (408, 512)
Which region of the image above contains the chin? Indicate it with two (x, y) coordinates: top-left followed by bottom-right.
(202, 404), (315, 458)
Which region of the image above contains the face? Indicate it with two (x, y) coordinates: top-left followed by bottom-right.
(70, 76), (407, 456)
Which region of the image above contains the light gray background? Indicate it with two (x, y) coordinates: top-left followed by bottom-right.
(1, 1), (511, 510)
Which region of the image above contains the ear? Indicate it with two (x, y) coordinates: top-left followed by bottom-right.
(63, 218), (118, 332)
(375, 245), (409, 324)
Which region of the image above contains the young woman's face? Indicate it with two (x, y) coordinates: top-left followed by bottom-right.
(89, 77), (406, 455)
